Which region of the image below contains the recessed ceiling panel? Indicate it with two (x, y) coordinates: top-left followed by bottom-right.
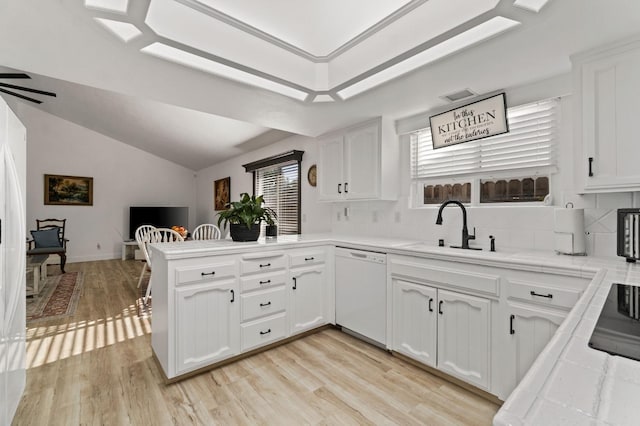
(141, 43), (309, 101)
(194, 0), (413, 57)
(338, 17), (520, 99)
(145, 0), (317, 88)
(328, 0), (500, 87)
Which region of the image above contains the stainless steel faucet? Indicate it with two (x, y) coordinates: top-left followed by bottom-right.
(435, 200), (481, 250)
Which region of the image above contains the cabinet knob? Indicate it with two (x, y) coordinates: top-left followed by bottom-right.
(510, 314), (515, 335)
(259, 329), (271, 335)
(588, 157), (594, 177)
(259, 301), (271, 307)
(201, 271), (215, 276)
(304, 257), (314, 261)
(530, 291), (553, 299)
(259, 279), (271, 285)
(344, 182), (349, 193)
(292, 277), (297, 290)
(230, 289), (235, 303)
(428, 298), (433, 312)
(259, 263), (271, 268)
(338, 183), (342, 194)
(438, 300), (443, 315)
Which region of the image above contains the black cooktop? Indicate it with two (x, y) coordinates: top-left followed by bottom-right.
(589, 283), (640, 361)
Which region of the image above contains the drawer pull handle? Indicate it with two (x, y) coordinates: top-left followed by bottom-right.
(230, 289), (235, 303)
(260, 329), (271, 335)
(438, 300), (443, 315)
(428, 298), (433, 312)
(510, 314), (515, 335)
(338, 183), (342, 194)
(530, 291), (553, 299)
(588, 157), (594, 177)
(260, 301), (271, 307)
(259, 263), (271, 268)
(292, 277), (297, 290)
(259, 280), (271, 285)
(304, 257), (315, 261)
(201, 271), (215, 276)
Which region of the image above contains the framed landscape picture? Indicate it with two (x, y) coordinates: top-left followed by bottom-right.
(214, 177), (230, 210)
(44, 174), (93, 206)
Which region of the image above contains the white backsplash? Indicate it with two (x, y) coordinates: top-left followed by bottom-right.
(330, 192), (640, 258)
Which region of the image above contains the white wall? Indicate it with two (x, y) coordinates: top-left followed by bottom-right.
(14, 104), (197, 263)
(195, 134), (332, 236)
(330, 74), (640, 258)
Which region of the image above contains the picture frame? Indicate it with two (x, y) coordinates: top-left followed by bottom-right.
(44, 174), (93, 206)
(214, 177), (231, 210)
(429, 92), (508, 149)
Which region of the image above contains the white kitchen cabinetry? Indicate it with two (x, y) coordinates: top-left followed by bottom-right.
(239, 252), (289, 351)
(175, 280), (239, 375)
(392, 279), (490, 390)
(437, 289), (490, 390)
(573, 36), (640, 192)
(317, 117), (398, 201)
(505, 303), (564, 393)
(502, 276), (584, 396)
(392, 280), (437, 367)
(289, 247), (331, 335)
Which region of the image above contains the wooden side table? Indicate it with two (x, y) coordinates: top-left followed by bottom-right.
(26, 254), (48, 296)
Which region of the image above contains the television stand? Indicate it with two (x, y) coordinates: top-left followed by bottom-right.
(122, 240), (141, 261)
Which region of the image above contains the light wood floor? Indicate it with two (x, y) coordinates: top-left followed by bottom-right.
(14, 259), (500, 425)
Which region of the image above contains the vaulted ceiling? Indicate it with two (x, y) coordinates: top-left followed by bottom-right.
(1, 0), (639, 170)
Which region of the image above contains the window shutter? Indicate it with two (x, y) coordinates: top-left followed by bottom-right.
(411, 98), (558, 179)
(254, 162), (300, 235)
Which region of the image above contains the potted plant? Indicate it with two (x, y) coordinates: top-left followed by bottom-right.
(216, 193), (277, 241)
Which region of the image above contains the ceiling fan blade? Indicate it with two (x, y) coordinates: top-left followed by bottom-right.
(0, 88), (42, 104)
(0, 83), (56, 97)
(0, 73), (31, 79)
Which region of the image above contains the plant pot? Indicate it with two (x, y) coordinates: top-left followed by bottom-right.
(230, 223), (260, 242)
(265, 225), (278, 238)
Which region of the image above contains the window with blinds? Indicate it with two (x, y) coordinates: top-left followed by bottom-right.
(254, 162), (300, 235)
(410, 98), (558, 205)
(411, 98), (558, 179)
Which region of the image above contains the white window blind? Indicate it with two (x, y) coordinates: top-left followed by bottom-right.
(410, 98), (558, 179)
(254, 162), (300, 235)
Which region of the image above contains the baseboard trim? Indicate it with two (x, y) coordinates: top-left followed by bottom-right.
(153, 324), (333, 384)
(391, 351), (504, 406)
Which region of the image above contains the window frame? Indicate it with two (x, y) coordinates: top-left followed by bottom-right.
(408, 97), (559, 208)
(243, 150), (304, 235)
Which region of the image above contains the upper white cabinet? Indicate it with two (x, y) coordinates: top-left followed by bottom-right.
(317, 117), (398, 201)
(573, 36), (640, 192)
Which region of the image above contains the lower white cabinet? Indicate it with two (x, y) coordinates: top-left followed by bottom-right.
(504, 303), (566, 395)
(290, 264), (327, 335)
(392, 279), (491, 390)
(174, 279), (240, 375)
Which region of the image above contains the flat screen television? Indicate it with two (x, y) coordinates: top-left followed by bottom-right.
(129, 206), (188, 240)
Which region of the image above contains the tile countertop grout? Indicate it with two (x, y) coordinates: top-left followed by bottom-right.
(149, 233), (640, 425)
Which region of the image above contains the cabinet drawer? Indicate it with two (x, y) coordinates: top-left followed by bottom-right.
(175, 261), (237, 286)
(240, 270), (288, 293)
(241, 286), (286, 321)
(289, 250), (326, 268)
(240, 253), (287, 275)
(241, 313), (287, 351)
(508, 280), (582, 310)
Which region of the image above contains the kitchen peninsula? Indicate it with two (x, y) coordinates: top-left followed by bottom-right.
(148, 234), (640, 424)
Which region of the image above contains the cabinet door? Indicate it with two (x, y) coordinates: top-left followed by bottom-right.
(392, 280), (437, 367)
(317, 135), (344, 201)
(344, 122), (380, 200)
(290, 266), (326, 335)
(505, 304), (565, 394)
(175, 280), (240, 375)
(437, 289), (490, 390)
(582, 45), (640, 191)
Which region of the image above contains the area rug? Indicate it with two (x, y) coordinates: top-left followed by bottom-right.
(137, 274), (152, 318)
(27, 271), (84, 324)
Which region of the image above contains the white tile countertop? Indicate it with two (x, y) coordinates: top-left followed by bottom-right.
(150, 233), (640, 425)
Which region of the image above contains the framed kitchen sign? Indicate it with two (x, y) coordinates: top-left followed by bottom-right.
(44, 174), (93, 206)
(429, 93), (508, 149)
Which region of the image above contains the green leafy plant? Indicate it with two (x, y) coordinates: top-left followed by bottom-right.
(216, 193), (277, 229)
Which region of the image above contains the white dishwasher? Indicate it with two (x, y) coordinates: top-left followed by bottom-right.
(335, 247), (387, 346)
